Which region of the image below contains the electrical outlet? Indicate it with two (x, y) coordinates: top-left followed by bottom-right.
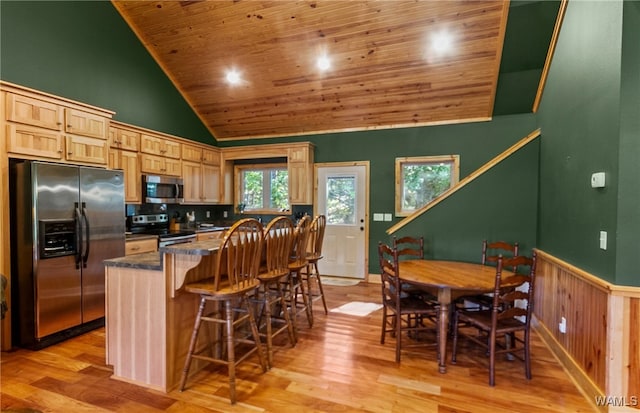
(206, 211), (211, 218)
(559, 317), (567, 334)
(223, 211), (228, 218)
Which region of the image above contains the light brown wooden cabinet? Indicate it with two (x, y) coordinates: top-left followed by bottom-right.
(288, 145), (314, 204)
(4, 88), (112, 165)
(182, 143), (222, 204)
(140, 153), (181, 176)
(125, 237), (157, 255)
(108, 148), (141, 203)
(196, 231), (225, 242)
(141, 134), (181, 159)
(109, 127), (140, 152)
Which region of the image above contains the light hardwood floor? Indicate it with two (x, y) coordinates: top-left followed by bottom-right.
(1, 281), (596, 413)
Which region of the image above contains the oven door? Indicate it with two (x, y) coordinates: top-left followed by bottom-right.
(143, 175), (184, 204)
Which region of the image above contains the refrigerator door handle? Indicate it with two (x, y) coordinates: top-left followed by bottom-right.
(81, 202), (90, 268)
(75, 203), (83, 269)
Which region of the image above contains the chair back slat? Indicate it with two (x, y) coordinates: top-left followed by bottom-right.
(393, 235), (424, 260)
(482, 240), (519, 267)
(307, 215), (326, 257)
(491, 253), (537, 326)
(263, 216), (295, 276)
(216, 218), (264, 291)
(291, 215), (311, 263)
(378, 242), (400, 306)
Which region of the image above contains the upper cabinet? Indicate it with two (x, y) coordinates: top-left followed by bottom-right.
(141, 134), (181, 159)
(3, 83), (113, 166)
(182, 143), (221, 204)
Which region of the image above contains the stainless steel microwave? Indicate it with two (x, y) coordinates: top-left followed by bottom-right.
(142, 175), (184, 204)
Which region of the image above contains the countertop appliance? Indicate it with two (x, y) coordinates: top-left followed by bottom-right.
(10, 161), (125, 349)
(126, 214), (196, 247)
(142, 174), (184, 204)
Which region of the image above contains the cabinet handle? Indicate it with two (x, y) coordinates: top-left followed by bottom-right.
(131, 246), (140, 251)
(67, 124), (72, 128)
(68, 152), (73, 155)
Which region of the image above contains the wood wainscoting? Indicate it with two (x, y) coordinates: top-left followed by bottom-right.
(533, 249), (640, 413)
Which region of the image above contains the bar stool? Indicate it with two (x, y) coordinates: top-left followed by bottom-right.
(287, 215), (313, 329)
(255, 216), (297, 368)
(303, 215), (328, 314)
(179, 218), (267, 404)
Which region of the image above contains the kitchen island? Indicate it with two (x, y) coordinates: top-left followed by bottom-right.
(103, 239), (224, 392)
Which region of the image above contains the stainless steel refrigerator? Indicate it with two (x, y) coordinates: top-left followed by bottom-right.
(10, 161), (125, 349)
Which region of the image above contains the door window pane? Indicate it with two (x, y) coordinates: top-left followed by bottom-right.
(326, 175), (356, 225)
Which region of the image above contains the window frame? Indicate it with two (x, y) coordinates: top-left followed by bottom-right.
(395, 155), (460, 217)
(234, 162), (290, 215)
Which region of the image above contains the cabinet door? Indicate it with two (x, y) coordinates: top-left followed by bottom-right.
(6, 123), (64, 160)
(201, 163), (221, 203)
(182, 161), (203, 203)
(164, 139), (181, 159)
(202, 147), (220, 165)
(109, 127), (140, 151)
(6, 93), (63, 130)
(121, 150), (141, 203)
(182, 144), (203, 162)
(65, 135), (108, 165)
(65, 108), (107, 139)
(289, 161), (311, 204)
(140, 134), (163, 155)
(140, 153), (166, 175)
(164, 157), (182, 176)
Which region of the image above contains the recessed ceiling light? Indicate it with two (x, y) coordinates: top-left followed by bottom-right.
(225, 69), (241, 85)
(317, 55), (331, 71)
(431, 30), (453, 53)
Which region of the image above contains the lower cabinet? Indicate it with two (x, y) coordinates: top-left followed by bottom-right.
(125, 237), (158, 255)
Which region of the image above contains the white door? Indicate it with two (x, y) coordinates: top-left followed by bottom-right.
(316, 164), (367, 279)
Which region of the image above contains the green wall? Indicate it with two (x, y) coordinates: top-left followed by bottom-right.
(615, 1), (640, 286)
(537, 0), (639, 286)
(224, 114), (540, 272)
(0, 0), (215, 144)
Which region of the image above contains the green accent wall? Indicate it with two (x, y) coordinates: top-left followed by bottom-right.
(615, 1), (640, 286)
(223, 114), (540, 272)
(0, 1), (215, 144)
(537, 0), (639, 286)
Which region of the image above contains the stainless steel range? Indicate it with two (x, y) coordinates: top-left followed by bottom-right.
(127, 214), (196, 247)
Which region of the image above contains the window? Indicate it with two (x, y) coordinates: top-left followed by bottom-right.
(235, 163), (289, 213)
(395, 155), (460, 216)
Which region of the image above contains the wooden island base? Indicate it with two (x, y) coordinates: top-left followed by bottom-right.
(104, 240), (222, 392)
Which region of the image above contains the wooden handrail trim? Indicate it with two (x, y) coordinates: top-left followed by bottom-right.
(386, 128), (541, 235)
(535, 248), (640, 297)
(533, 0), (568, 113)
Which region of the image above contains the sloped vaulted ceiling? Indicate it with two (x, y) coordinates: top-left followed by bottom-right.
(113, 1), (560, 141)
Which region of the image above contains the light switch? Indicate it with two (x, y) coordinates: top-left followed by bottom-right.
(384, 213), (392, 222)
(599, 231), (607, 250)
(591, 172), (606, 188)
(373, 213), (384, 222)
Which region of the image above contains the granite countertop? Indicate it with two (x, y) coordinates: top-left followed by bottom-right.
(159, 238), (224, 255)
(195, 226), (228, 233)
(104, 252), (162, 271)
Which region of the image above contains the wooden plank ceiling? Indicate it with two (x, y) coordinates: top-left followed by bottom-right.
(113, 1), (510, 141)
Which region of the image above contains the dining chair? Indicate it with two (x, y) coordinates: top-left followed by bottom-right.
(392, 235), (437, 303)
(458, 240), (520, 311)
(378, 242), (440, 363)
(287, 214), (313, 329)
(303, 215), (328, 315)
(451, 252), (537, 386)
(179, 218), (267, 404)
(255, 216), (297, 368)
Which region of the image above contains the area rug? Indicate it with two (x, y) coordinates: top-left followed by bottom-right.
(321, 277), (361, 286)
(330, 301), (383, 317)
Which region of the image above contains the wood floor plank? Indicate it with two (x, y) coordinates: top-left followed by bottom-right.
(1, 282), (597, 412)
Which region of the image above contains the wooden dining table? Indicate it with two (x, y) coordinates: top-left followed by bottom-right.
(398, 259), (503, 374)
